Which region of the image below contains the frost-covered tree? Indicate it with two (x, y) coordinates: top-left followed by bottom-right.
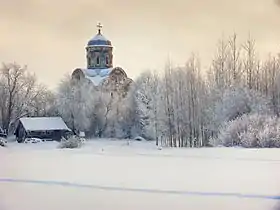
(227, 33), (242, 85)
(57, 74), (135, 139)
(208, 33), (242, 90)
(242, 34), (258, 89)
(93, 91), (114, 137)
(260, 55), (280, 116)
(209, 86), (272, 135)
(171, 56), (208, 147)
(93, 88), (134, 138)
(56, 76), (97, 135)
(0, 62), (52, 133)
(116, 84), (137, 139)
(212, 114), (280, 148)
(134, 55), (209, 147)
(28, 85), (57, 117)
(134, 71), (163, 142)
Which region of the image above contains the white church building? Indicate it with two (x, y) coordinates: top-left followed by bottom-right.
(71, 23), (132, 94)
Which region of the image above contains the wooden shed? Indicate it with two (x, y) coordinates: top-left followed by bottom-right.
(14, 117), (72, 143)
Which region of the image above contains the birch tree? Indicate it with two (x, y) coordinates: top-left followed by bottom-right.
(134, 71), (163, 142)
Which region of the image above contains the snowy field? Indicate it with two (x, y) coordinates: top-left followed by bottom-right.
(1, 140), (280, 210)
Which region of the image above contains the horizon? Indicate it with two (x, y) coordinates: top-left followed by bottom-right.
(1, 0), (280, 89)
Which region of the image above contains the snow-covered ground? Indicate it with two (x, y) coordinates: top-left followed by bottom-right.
(1, 139), (280, 210)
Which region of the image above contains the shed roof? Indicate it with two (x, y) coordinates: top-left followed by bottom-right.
(19, 117), (71, 131)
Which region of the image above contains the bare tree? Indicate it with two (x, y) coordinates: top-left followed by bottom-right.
(211, 36), (229, 89)
(30, 86), (57, 117)
(242, 34), (257, 89)
(0, 63), (39, 133)
(227, 33), (243, 85)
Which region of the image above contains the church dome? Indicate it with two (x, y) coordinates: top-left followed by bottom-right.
(87, 30), (112, 47)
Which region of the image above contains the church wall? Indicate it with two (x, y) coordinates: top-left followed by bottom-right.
(72, 68), (85, 80)
(86, 46), (113, 69)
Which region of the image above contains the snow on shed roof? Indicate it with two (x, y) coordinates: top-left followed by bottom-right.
(19, 117), (71, 131)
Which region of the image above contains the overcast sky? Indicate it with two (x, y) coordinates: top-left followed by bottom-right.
(1, 0), (280, 88)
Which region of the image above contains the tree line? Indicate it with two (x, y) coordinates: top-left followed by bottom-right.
(1, 33), (280, 147)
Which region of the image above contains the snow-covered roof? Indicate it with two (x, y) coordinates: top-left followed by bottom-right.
(92, 34), (108, 41)
(82, 68), (112, 86)
(87, 34), (112, 46)
(19, 117), (71, 131)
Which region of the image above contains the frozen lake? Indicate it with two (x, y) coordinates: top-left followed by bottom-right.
(1, 140), (280, 210)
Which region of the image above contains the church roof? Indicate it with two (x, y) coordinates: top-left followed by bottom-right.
(82, 68), (113, 86)
(87, 23), (112, 46)
(87, 33), (112, 47)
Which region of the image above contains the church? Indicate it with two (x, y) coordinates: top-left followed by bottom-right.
(72, 23), (133, 95)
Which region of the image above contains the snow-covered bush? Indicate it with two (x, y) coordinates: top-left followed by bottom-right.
(210, 86), (272, 133)
(58, 136), (85, 149)
(24, 138), (43, 144)
(212, 114), (280, 148)
(257, 121), (280, 148)
(0, 137), (7, 147)
(134, 136), (146, 141)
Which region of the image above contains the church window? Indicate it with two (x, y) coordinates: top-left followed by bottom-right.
(87, 57), (90, 67)
(106, 56), (109, 65)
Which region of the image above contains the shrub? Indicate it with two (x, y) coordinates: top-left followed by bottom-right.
(0, 137), (7, 147)
(211, 87), (272, 132)
(134, 136), (146, 141)
(24, 138), (43, 144)
(211, 114), (280, 148)
(58, 136), (85, 149)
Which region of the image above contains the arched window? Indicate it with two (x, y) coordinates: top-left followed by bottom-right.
(106, 56), (109, 65)
(96, 57), (100, 65)
(87, 57), (91, 67)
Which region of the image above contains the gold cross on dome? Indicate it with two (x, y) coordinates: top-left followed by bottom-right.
(97, 22), (103, 34)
